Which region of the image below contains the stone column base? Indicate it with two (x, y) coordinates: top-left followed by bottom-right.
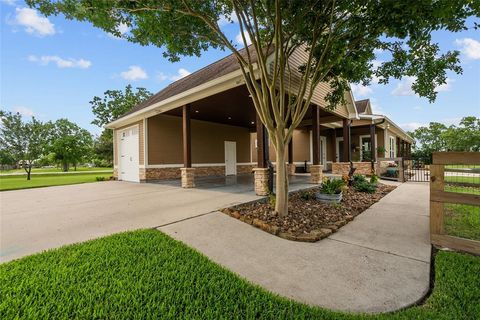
(181, 167), (195, 188)
(253, 168), (269, 196)
(310, 164), (323, 184)
(287, 163), (296, 175)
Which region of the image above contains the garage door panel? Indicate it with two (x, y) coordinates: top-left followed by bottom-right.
(118, 126), (140, 182)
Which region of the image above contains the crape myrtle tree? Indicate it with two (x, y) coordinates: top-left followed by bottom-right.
(0, 111), (50, 180)
(28, 0), (479, 216)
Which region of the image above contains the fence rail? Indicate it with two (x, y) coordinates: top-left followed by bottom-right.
(430, 152), (480, 255)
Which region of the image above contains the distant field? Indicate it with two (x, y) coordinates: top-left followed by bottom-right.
(0, 167), (112, 175)
(0, 172), (113, 191)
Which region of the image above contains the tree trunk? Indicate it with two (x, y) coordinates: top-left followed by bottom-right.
(63, 162), (68, 172)
(274, 140), (289, 217)
(27, 166), (31, 181)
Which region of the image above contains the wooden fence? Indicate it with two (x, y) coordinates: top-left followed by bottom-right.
(430, 152), (480, 255)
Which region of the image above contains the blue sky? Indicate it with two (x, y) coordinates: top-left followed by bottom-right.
(1, 0), (479, 136)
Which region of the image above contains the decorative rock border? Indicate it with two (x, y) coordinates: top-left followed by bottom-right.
(221, 207), (355, 243)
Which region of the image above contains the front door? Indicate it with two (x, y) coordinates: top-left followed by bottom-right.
(224, 141), (237, 175)
(336, 137), (344, 162)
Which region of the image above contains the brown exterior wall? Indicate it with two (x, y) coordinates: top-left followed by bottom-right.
(148, 114), (251, 165)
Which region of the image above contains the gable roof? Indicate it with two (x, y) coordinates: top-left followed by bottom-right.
(354, 99), (371, 114)
(121, 48), (261, 118)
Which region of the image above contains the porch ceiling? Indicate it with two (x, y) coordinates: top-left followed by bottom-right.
(164, 84), (344, 129)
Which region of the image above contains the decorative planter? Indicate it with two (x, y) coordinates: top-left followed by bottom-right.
(315, 192), (343, 203)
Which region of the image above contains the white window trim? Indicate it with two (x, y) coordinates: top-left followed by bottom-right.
(389, 136), (396, 158)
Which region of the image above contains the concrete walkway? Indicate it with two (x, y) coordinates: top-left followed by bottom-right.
(159, 182), (430, 313)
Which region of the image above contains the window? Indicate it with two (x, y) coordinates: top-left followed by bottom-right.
(389, 136), (396, 158)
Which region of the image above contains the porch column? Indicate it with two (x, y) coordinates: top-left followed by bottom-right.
(342, 119), (351, 162)
(370, 124), (376, 173)
(254, 113), (269, 195)
(287, 138), (296, 175)
(331, 128), (337, 162)
(181, 104), (195, 188)
(310, 105), (323, 183)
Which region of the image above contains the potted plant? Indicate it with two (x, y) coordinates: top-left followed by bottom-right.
(316, 178), (345, 203)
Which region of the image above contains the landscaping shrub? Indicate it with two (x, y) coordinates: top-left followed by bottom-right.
(319, 178), (345, 195)
(95, 176), (106, 181)
(352, 174), (367, 184)
(370, 174), (379, 184)
(354, 180), (378, 193)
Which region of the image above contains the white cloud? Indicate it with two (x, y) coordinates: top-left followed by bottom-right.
(13, 106), (35, 117)
(28, 55), (92, 69)
(391, 76), (416, 96)
(235, 30), (252, 46)
(120, 65), (148, 81)
(369, 98), (385, 116)
(455, 38), (480, 60)
(218, 13), (238, 26)
(350, 83), (373, 98)
(2, 0), (18, 6)
(107, 23), (130, 39)
(435, 78), (454, 93)
(14, 8), (55, 36)
(392, 76), (454, 96)
(158, 68), (191, 82)
(400, 122), (427, 131)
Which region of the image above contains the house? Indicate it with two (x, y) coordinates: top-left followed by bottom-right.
(106, 48), (413, 195)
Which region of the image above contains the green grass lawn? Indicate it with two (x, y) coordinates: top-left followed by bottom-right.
(0, 172), (112, 191)
(444, 185), (480, 241)
(1, 230), (479, 319)
(0, 166), (112, 174)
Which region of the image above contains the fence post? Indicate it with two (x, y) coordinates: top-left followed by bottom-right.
(430, 164), (445, 236)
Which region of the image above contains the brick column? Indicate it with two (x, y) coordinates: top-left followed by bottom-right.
(287, 163), (296, 175)
(181, 168), (195, 188)
(253, 168), (269, 195)
(310, 164), (323, 184)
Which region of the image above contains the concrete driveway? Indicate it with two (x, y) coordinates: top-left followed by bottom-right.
(1, 180), (264, 263)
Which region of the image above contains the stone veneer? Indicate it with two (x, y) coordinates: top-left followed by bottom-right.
(332, 162), (375, 176)
(253, 168), (270, 196)
(309, 165), (323, 184)
(113, 168), (118, 179)
(181, 168), (195, 188)
(141, 165), (256, 181)
(287, 163), (296, 175)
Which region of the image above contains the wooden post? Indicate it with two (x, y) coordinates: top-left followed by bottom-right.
(182, 104), (191, 168)
(342, 119), (350, 162)
(430, 164), (445, 236)
(332, 129), (337, 162)
(256, 112), (268, 168)
(312, 106), (320, 165)
(370, 124), (376, 163)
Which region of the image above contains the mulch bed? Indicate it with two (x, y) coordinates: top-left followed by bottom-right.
(221, 183), (396, 242)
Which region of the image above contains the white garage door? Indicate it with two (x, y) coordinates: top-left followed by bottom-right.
(118, 126), (140, 182)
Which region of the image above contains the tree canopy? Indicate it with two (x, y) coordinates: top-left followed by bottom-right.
(0, 111), (50, 179)
(409, 116), (480, 163)
(90, 84), (152, 128)
(50, 119), (93, 171)
(28, 0), (480, 216)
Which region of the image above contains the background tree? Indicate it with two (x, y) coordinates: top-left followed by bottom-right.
(90, 84), (152, 128)
(89, 85), (152, 167)
(0, 149), (16, 170)
(50, 119), (93, 171)
(409, 116), (479, 163)
(93, 130), (114, 167)
(443, 116), (480, 152)
(29, 0), (479, 216)
(0, 111), (50, 180)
